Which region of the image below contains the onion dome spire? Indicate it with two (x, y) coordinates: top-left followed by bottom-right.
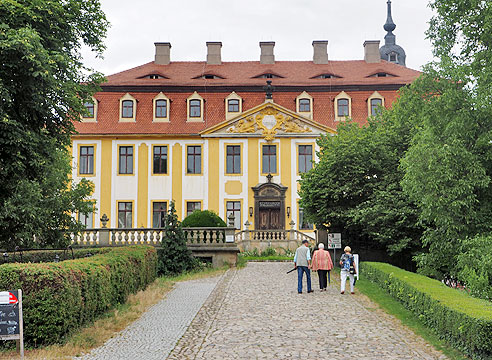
(379, 0), (406, 66)
(384, 0), (396, 33)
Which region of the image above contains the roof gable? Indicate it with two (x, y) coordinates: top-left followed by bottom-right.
(201, 100), (336, 141)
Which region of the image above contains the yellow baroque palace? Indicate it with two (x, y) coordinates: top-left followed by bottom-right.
(72, 30), (417, 233)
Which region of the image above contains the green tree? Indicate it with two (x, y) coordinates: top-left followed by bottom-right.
(299, 94), (423, 260)
(0, 0), (109, 249)
(158, 201), (198, 276)
(400, 75), (492, 277)
(399, 0), (492, 278)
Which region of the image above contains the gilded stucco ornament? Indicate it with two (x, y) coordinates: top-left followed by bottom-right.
(227, 105), (311, 141)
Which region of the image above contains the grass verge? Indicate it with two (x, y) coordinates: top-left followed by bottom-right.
(356, 276), (468, 360)
(1, 266), (226, 360)
(239, 255), (294, 262)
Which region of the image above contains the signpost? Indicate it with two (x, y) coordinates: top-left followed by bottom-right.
(327, 233), (342, 262)
(0, 290), (24, 359)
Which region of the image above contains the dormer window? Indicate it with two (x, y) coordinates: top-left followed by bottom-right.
(138, 74), (168, 79)
(253, 73), (284, 79)
(225, 92), (242, 120)
(189, 100), (201, 117)
(81, 97), (97, 122)
(228, 99), (240, 112)
(187, 92), (204, 122)
(84, 102), (94, 118)
(367, 91), (385, 117)
(119, 93), (137, 122)
(370, 99), (383, 115)
(299, 99), (310, 112)
(122, 100), (133, 118)
(368, 72), (396, 78)
(312, 73), (341, 79)
(193, 74), (224, 80)
(389, 52), (398, 63)
(334, 91), (352, 120)
(153, 92), (170, 122)
(156, 100), (167, 118)
(337, 99), (349, 116)
(296, 91), (313, 119)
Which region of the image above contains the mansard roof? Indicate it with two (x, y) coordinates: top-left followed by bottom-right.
(101, 60), (420, 90)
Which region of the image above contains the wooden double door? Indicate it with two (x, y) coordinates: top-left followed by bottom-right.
(258, 202), (281, 230)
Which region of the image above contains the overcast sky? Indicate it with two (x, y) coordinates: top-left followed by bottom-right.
(81, 0), (436, 76)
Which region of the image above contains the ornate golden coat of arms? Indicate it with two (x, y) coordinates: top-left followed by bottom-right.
(227, 105), (311, 141)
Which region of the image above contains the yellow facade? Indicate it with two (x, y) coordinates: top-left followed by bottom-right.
(72, 101), (335, 232)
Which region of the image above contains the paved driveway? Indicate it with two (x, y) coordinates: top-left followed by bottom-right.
(169, 262), (446, 359)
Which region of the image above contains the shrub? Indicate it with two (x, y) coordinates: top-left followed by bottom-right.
(362, 262), (492, 359)
(261, 247), (277, 257)
(2, 247), (111, 264)
(181, 210), (227, 228)
(457, 234), (492, 301)
(158, 201), (199, 275)
(0, 246), (157, 347)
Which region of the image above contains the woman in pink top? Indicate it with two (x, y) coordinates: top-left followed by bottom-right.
(310, 243), (333, 291)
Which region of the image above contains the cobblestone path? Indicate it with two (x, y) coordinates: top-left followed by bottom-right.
(169, 262), (446, 360)
(77, 275), (222, 360)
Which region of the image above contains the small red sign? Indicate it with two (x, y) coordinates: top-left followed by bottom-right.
(8, 292), (18, 304)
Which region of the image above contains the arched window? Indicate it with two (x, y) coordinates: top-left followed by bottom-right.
(337, 99), (349, 117)
(122, 100), (133, 118)
(155, 99), (167, 118)
(189, 99), (201, 118)
(370, 98), (383, 116)
(299, 98), (311, 112)
(228, 99), (240, 112)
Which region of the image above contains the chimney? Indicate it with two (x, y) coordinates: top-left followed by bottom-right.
(259, 41), (275, 64)
(154, 42), (171, 65)
(206, 41), (222, 65)
(312, 40), (328, 64)
(363, 40), (381, 63)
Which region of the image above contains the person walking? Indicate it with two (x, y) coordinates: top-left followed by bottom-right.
(294, 239), (312, 294)
(311, 243), (333, 291)
(339, 246), (356, 294)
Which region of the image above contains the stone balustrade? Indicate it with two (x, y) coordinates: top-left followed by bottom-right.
(234, 227), (315, 253)
(70, 226), (239, 267)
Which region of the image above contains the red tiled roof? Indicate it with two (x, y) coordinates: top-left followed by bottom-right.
(74, 90), (400, 136)
(73, 60), (419, 136)
(102, 60), (420, 88)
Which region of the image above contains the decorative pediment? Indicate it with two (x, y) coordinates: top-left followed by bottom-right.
(201, 101), (335, 141)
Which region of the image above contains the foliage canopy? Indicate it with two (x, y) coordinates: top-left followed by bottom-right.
(0, 0), (109, 249)
(300, 0), (492, 286)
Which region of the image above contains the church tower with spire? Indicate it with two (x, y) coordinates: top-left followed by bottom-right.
(379, 0), (406, 66)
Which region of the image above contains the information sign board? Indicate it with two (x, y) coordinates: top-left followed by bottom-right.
(0, 290), (23, 358)
(327, 233), (342, 249)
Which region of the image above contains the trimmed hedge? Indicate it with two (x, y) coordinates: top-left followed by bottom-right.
(0, 246), (157, 347)
(362, 262), (492, 359)
(2, 247), (111, 263)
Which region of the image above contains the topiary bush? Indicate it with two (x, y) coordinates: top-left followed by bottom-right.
(158, 201), (200, 275)
(181, 210), (227, 228)
(0, 246), (157, 347)
(362, 262), (492, 359)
